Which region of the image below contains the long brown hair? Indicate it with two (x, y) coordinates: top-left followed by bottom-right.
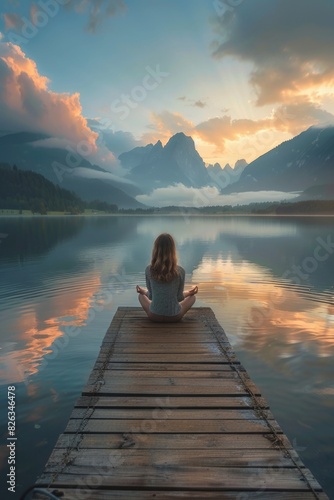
(150, 233), (179, 282)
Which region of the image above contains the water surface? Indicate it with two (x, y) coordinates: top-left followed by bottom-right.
(0, 215), (333, 498)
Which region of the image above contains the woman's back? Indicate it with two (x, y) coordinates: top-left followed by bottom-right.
(145, 264), (185, 316)
(137, 233), (197, 322)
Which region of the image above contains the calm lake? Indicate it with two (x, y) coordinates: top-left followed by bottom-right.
(0, 215), (333, 498)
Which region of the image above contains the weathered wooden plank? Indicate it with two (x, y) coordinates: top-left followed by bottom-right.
(55, 432), (294, 450)
(113, 321), (214, 327)
(92, 363), (243, 371)
(83, 384), (260, 396)
(117, 306), (212, 313)
(87, 372), (246, 384)
(119, 314), (212, 319)
(112, 339), (224, 345)
(107, 345), (224, 354)
(114, 326), (217, 331)
(83, 375), (260, 394)
(115, 321), (212, 325)
(110, 329), (222, 335)
(98, 342), (229, 351)
(95, 354), (235, 363)
(74, 395), (268, 409)
(36, 490), (329, 500)
(85, 376), (254, 388)
(117, 307), (213, 317)
(111, 331), (221, 338)
(107, 331), (216, 338)
(116, 334), (220, 342)
(37, 466), (322, 491)
(64, 418), (280, 434)
(116, 306), (210, 314)
(45, 447), (304, 470)
(104, 323), (224, 330)
(70, 408), (274, 420)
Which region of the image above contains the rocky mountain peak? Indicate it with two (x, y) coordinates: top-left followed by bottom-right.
(122, 132), (210, 191)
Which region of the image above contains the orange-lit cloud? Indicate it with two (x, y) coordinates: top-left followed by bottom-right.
(195, 115), (271, 148)
(0, 41), (98, 150)
(142, 111), (194, 145)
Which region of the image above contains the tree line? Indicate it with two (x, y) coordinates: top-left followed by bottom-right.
(0, 164), (118, 214)
(119, 200), (334, 215)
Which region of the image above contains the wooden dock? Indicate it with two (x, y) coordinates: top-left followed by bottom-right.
(36, 307), (328, 499)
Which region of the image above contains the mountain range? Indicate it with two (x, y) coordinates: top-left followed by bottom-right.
(0, 125), (333, 208)
(119, 134), (248, 193)
(223, 126), (334, 194)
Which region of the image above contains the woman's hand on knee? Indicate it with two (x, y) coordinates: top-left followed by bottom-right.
(188, 285), (198, 296)
(136, 285), (146, 295)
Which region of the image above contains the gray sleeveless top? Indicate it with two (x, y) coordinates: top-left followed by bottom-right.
(145, 265), (185, 316)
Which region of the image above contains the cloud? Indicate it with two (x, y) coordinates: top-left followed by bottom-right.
(31, 135), (121, 173)
(211, 0), (334, 105)
(177, 96), (207, 108)
(2, 0), (127, 37)
(87, 118), (144, 156)
(66, 0), (127, 33)
(136, 183), (298, 208)
(194, 100), (207, 109)
(102, 129), (143, 157)
(69, 166), (136, 185)
(195, 115), (271, 149)
(3, 12), (23, 32)
(0, 40), (98, 150)
(142, 111), (194, 144)
(271, 99), (334, 135)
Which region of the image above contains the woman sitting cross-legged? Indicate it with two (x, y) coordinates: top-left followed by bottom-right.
(136, 233), (198, 323)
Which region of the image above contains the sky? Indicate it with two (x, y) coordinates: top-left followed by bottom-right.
(1, 0), (334, 171)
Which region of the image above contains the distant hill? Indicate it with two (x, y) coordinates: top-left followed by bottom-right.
(0, 163), (85, 213)
(62, 176), (145, 209)
(0, 132), (105, 176)
(0, 131), (144, 209)
(223, 126), (334, 193)
(120, 133), (212, 192)
(297, 183), (334, 201)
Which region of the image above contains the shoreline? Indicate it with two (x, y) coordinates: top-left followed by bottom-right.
(1, 212), (334, 218)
